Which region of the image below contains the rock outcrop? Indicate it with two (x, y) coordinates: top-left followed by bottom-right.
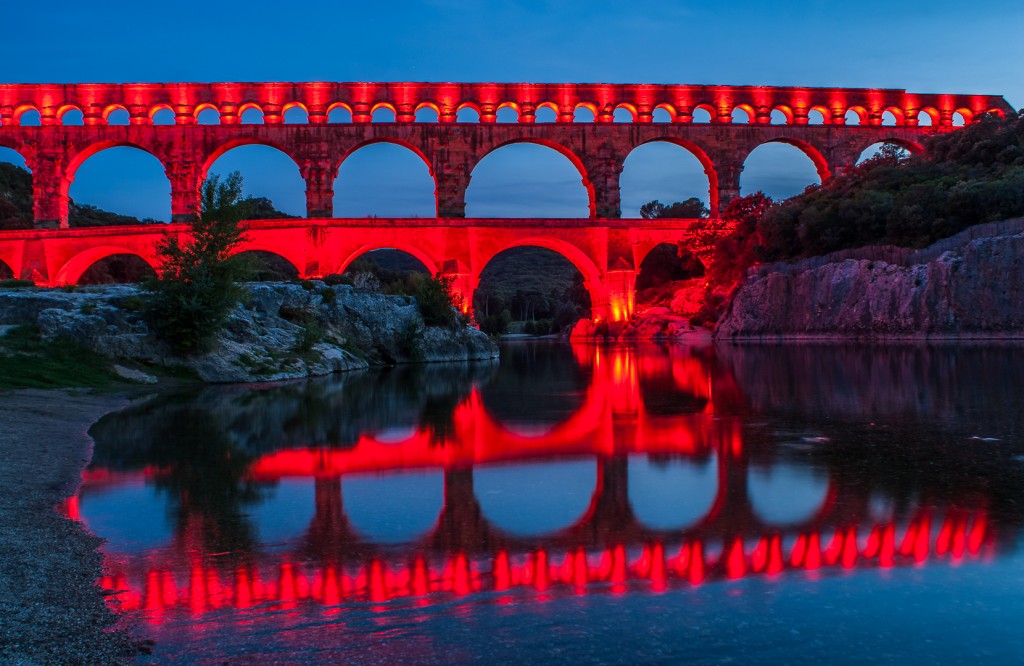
(716, 218), (1024, 339)
(0, 282), (497, 382)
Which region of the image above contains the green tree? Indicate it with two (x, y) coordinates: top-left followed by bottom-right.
(640, 197), (709, 219)
(145, 172), (254, 354)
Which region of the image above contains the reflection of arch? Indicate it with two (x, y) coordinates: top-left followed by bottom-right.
(343, 471), (445, 544)
(748, 462), (830, 526)
(628, 455), (718, 530)
(337, 244), (439, 276)
(54, 247), (158, 285)
(475, 460), (598, 537)
(470, 139), (595, 217)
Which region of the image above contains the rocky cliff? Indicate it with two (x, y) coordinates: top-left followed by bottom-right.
(0, 282), (498, 382)
(715, 218), (1024, 339)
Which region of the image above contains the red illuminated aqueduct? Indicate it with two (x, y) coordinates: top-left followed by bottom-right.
(0, 82), (1013, 321)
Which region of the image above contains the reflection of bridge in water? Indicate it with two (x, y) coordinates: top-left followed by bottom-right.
(70, 344), (1009, 615)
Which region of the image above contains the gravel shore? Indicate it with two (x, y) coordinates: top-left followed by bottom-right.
(0, 390), (139, 665)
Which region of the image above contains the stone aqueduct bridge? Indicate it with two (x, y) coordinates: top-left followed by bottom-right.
(0, 82), (1013, 320)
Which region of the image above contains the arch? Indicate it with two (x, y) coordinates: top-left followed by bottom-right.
(343, 471), (445, 544)
(475, 460), (597, 537)
(621, 140), (715, 218)
(333, 140), (437, 217)
(78, 254), (157, 285)
(59, 106), (84, 126)
(845, 107), (866, 125)
(573, 104), (596, 123)
(15, 105), (41, 127)
(465, 140), (594, 218)
(535, 102), (558, 123)
(371, 104), (397, 122)
(731, 105), (754, 124)
(327, 103), (352, 123)
(66, 143), (172, 223)
(741, 140), (825, 199)
(880, 110), (899, 127)
(149, 105), (175, 126)
(54, 247), (158, 286)
(748, 462), (830, 526)
(239, 104), (265, 125)
(635, 242), (706, 292)
(0, 145), (31, 171)
(336, 243), (439, 276)
(415, 103), (440, 122)
(771, 107), (791, 125)
(628, 454), (718, 531)
(235, 250), (301, 281)
(0, 259), (13, 280)
(104, 105), (130, 126)
(952, 109), (972, 126)
(248, 479), (315, 547)
(808, 106), (829, 125)
(692, 104), (714, 124)
(230, 244), (303, 275)
(282, 103), (309, 125)
(614, 104), (637, 123)
(456, 104), (480, 123)
(496, 103), (519, 123)
(856, 139), (923, 164)
(652, 106), (673, 123)
(195, 104), (220, 125)
(476, 237), (604, 298)
(986, 108), (1007, 119)
(204, 142), (306, 217)
(917, 108), (937, 126)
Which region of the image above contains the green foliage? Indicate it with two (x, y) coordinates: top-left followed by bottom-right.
(414, 273), (465, 328)
(640, 197), (710, 219)
(0, 278), (34, 289)
(478, 309), (512, 336)
(472, 247), (591, 325)
(0, 325), (117, 389)
(144, 172), (252, 355)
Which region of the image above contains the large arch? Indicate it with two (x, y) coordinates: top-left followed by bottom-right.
(203, 142), (306, 218)
(65, 143), (172, 223)
(333, 140), (437, 218)
(620, 140), (714, 217)
(54, 247), (158, 286)
(0, 146), (32, 229)
(336, 243), (440, 277)
(465, 140), (593, 218)
(740, 140), (826, 199)
(0, 259), (14, 280)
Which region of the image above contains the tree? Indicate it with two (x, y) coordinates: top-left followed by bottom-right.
(145, 172), (254, 354)
(640, 197), (709, 219)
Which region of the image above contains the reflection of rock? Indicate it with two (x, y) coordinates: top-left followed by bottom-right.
(90, 360), (495, 465)
(717, 219), (1024, 338)
(0, 282), (498, 382)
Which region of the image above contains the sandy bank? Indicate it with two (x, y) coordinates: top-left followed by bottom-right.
(0, 390), (138, 665)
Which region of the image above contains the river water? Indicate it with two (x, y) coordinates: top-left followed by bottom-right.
(68, 341), (1024, 664)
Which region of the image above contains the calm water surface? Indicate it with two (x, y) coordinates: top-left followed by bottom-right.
(70, 341), (1024, 664)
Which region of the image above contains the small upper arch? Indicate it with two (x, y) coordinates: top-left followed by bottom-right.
(103, 104), (131, 126)
(58, 105), (85, 126)
(771, 106), (793, 125)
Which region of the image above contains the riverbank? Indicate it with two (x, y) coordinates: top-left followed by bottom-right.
(0, 390), (139, 665)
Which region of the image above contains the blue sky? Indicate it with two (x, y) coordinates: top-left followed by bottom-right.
(1, 0), (1021, 221)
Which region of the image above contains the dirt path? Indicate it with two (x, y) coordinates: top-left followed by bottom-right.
(0, 390), (139, 665)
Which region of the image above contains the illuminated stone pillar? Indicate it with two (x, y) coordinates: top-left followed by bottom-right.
(605, 262), (636, 323)
(584, 156), (623, 219)
(166, 159), (202, 223)
(435, 166), (469, 218)
(440, 258), (475, 316)
(714, 158), (743, 216)
(299, 158), (335, 218)
(30, 150), (69, 228)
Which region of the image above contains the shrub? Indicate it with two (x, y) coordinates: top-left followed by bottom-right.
(413, 274), (465, 329)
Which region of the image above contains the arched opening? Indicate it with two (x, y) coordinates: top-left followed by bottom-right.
(78, 254), (157, 285)
(740, 142), (823, 200)
(283, 105), (308, 124)
(371, 106), (396, 123)
(952, 110), (969, 127)
(808, 107), (828, 125)
(535, 104), (557, 124)
(0, 147), (32, 230)
(457, 106), (480, 123)
(918, 109), (936, 126)
(692, 105), (714, 124)
(0, 260), (14, 280)
(475, 460), (597, 537)
(240, 106), (264, 124)
(339, 249), (431, 292)
(55, 248), (157, 285)
(465, 143), (591, 218)
(415, 105), (439, 122)
(614, 106), (635, 123)
(196, 106), (220, 125)
(628, 454), (718, 530)
(60, 107), (84, 126)
(234, 250), (300, 281)
(334, 142), (436, 217)
(748, 463), (830, 525)
(474, 246), (592, 335)
(573, 106), (596, 123)
(652, 107), (673, 124)
(205, 144), (305, 217)
(18, 108), (41, 127)
(856, 141), (914, 166)
(731, 106), (752, 124)
(635, 243), (706, 315)
(327, 105), (352, 123)
(621, 141), (713, 218)
(845, 108), (864, 126)
(496, 104), (518, 123)
(881, 110), (899, 127)
(770, 108), (790, 125)
(105, 107), (130, 126)
(151, 106), (175, 126)
(343, 470), (445, 544)
(69, 146), (171, 224)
